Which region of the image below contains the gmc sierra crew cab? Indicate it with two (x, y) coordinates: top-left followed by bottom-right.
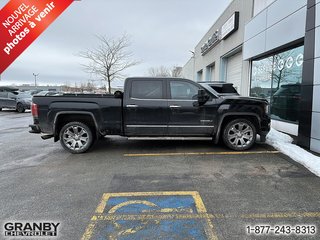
(29, 77), (270, 154)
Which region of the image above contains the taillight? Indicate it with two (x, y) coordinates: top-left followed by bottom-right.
(31, 103), (38, 118)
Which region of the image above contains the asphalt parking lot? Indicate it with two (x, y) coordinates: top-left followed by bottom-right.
(1, 110), (320, 240)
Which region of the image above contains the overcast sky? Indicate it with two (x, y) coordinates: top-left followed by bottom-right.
(0, 0), (231, 87)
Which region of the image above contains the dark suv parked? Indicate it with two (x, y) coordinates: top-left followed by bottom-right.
(271, 84), (301, 122)
(0, 87), (32, 113)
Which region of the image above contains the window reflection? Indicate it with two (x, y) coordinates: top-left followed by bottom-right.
(250, 45), (304, 123)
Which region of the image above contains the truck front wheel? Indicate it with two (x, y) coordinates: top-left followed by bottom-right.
(16, 103), (25, 113)
(222, 119), (256, 151)
(59, 122), (93, 154)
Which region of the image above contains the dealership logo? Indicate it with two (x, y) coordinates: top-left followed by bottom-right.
(296, 53), (303, 67)
(277, 53), (304, 70)
(286, 56), (294, 69)
(201, 29), (220, 55)
(278, 59), (285, 71)
(3, 222), (60, 237)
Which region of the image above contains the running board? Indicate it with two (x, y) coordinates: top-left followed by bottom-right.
(41, 134), (54, 140)
(128, 137), (212, 141)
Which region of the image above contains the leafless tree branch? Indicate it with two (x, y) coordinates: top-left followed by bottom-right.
(148, 65), (182, 78)
(78, 34), (140, 93)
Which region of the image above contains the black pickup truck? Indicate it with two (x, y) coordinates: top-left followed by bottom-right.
(29, 77), (270, 153)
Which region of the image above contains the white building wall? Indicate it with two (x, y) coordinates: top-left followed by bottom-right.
(181, 58), (194, 80)
(243, 0), (308, 137)
(253, 0), (276, 16)
(188, 0), (254, 96)
(244, 0), (307, 60)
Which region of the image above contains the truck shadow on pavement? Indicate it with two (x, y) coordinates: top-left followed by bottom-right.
(90, 137), (275, 154)
(81, 136), (314, 179)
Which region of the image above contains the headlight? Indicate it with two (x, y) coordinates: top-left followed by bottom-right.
(265, 104), (270, 114)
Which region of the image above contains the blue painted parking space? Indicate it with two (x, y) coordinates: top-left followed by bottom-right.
(82, 192), (217, 240)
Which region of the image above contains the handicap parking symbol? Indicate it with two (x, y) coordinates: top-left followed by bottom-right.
(82, 191), (217, 240)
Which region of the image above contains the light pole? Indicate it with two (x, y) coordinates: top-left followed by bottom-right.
(33, 73), (39, 88)
(189, 50), (195, 81)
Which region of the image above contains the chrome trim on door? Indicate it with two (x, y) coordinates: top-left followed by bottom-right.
(126, 104), (138, 108)
(126, 125), (214, 128)
(168, 126), (214, 128)
(126, 125), (167, 128)
(200, 120), (213, 123)
(130, 97), (196, 102)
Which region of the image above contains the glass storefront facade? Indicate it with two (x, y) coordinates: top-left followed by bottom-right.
(253, 0), (276, 16)
(250, 45), (304, 123)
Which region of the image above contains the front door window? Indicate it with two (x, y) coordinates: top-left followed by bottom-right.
(170, 81), (199, 100)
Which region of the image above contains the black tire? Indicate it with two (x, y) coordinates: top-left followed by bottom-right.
(0, 108), (2, 111)
(59, 122), (93, 154)
(222, 119), (256, 151)
(16, 103), (25, 113)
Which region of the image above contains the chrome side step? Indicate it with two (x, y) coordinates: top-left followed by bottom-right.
(128, 137), (212, 141)
(41, 134), (54, 140)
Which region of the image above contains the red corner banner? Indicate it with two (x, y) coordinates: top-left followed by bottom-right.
(0, 0), (74, 74)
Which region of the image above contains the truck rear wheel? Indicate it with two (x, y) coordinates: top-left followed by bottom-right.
(59, 122), (93, 154)
(222, 119), (256, 151)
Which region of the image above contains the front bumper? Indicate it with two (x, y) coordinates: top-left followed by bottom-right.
(260, 115), (271, 137)
(21, 101), (31, 109)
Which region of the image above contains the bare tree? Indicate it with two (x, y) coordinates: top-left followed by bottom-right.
(148, 66), (171, 77)
(148, 65), (182, 77)
(86, 81), (96, 92)
(78, 34), (140, 93)
(171, 66), (182, 77)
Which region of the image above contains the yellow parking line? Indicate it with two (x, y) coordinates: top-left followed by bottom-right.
(84, 191), (219, 240)
(124, 151), (280, 157)
(84, 191), (320, 240)
(96, 191), (209, 214)
(92, 213), (216, 221)
(81, 222), (96, 240)
(240, 212), (320, 219)
(90, 211), (320, 221)
(191, 191), (218, 240)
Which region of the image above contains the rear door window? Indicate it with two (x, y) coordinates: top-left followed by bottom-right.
(131, 80), (163, 99)
(0, 92), (8, 98)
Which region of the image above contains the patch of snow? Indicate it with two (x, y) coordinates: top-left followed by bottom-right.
(266, 128), (320, 177)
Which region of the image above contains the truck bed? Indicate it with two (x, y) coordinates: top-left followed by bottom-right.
(32, 94), (123, 135)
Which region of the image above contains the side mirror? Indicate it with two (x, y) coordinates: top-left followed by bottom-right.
(197, 89), (209, 105)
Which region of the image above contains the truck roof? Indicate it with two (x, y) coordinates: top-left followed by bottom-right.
(126, 77), (190, 81)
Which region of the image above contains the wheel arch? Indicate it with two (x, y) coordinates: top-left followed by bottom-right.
(214, 113), (261, 144)
(53, 112), (99, 142)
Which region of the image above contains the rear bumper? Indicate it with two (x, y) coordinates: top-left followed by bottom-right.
(29, 124), (41, 134)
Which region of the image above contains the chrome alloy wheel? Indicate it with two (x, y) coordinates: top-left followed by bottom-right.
(227, 122), (254, 148)
(63, 125), (89, 151)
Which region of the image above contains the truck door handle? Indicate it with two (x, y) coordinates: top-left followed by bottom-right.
(169, 105), (181, 108)
(126, 104), (138, 108)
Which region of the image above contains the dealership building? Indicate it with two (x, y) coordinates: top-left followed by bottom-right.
(182, 0), (320, 153)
